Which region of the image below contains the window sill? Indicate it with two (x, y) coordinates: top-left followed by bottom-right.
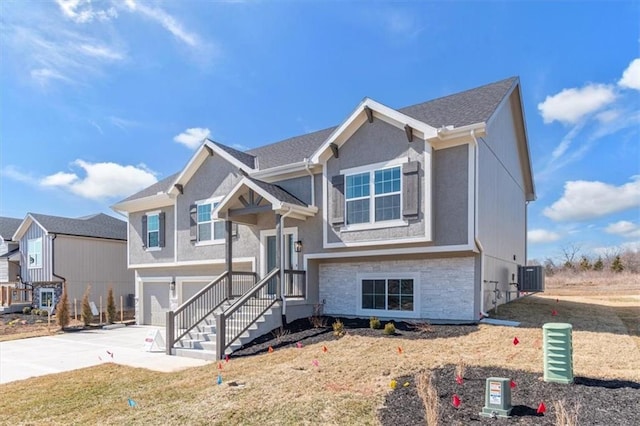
(195, 240), (225, 247)
(145, 247), (162, 252)
(341, 219), (408, 233)
(28, 266), (42, 269)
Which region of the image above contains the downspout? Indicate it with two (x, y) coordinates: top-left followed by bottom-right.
(469, 130), (489, 318)
(51, 234), (67, 307)
(304, 158), (315, 207)
(279, 207), (295, 319)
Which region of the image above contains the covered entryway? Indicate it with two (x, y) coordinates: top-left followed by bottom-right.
(143, 282), (170, 326)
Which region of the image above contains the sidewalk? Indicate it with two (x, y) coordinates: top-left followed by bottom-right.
(0, 325), (209, 384)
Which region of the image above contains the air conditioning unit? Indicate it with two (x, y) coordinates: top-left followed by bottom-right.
(517, 265), (545, 292)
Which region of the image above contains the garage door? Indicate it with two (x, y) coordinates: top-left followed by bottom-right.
(143, 282), (170, 326)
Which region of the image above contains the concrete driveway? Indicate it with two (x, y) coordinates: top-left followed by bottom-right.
(0, 325), (209, 384)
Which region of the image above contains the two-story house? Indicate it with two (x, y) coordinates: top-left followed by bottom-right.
(0, 217), (22, 284)
(12, 213), (134, 312)
(113, 77), (535, 359)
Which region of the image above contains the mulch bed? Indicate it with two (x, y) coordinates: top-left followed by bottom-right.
(232, 317), (640, 424)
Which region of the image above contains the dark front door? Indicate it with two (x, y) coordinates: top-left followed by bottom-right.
(266, 235), (277, 295)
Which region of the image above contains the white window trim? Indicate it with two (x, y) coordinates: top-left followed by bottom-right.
(145, 210), (161, 252)
(39, 288), (55, 310)
(27, 237), (42, 269)
(356, 272), (420, 319)
(195, 196), (225, 246)
(342, 159), (407, 230)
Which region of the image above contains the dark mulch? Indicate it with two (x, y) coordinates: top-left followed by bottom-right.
(379, 365), (640, 425)
(231, 316), (478, 358)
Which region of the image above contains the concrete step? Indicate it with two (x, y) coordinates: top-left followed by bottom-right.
(172, 347), (219, 361)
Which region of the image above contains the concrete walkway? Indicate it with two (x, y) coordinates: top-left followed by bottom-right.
(0, 325), (209, 384)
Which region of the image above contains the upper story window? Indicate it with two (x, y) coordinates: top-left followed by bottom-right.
(346, 166), (401, 225)
(142, 211), (165, 250)
(147, 214), (160, 248)
(196, 198), (225, 243)
(28, 237), (42, 268)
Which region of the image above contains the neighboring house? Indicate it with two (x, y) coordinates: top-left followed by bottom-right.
(113, 77), (535, 359)
(0, 217), (22, 284)
(12, 213), (134, 312)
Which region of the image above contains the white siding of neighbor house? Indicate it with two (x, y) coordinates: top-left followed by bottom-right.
(53, 235), (134, 308)
(319, 256), (476, 321)
(477, 91), (528, 311)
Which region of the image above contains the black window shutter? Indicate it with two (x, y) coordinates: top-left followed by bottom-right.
(403, 161), (420, 218)
(189, 204), (198, 242)
(141, 215), (148, 248)
(331, 174), (345, 225)
(159, 212), (166, 247)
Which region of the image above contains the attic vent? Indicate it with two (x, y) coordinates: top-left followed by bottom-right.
(517, 265), (545, 292)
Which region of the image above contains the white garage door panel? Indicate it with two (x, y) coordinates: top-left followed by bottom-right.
(143, 283), (170, 326)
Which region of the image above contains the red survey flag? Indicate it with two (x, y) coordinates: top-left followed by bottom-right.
(397, 346), (403, 355)
(225, 354), (230, 363)
(510, 380), (516, 388)
(452, 394), (461, 408)
(217, 362), (223, 370)
(537, 402), (546, 414)
(322, 345), (328, 353)
(268, 346), (274, 353)
(551, 309), (558, 316)
(513, 337), (519, 345)
(455, 375), (464, 385)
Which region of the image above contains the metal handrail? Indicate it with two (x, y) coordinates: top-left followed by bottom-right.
(166, 272), (229, 354)
(283, 269), (306, 297)
(216, 268), (280, 359)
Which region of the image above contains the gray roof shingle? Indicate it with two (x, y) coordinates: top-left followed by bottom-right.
(29, 213), (127, 240)
(208, 140), (256, 169)
(119, 173), (179, 203)
(247, 178), (308, 207)
(119, 77), (517, 202)
(0, 217), (23, 241)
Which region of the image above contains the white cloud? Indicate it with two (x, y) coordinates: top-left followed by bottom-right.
(5, 24), (126, 87)
(543, 177), (640, 221)
(56, 0), (117, 23)
(41, 160), (157, 200)
(124, 1), (200, 47)
(528, 229), (561, 243)
(595, 109), (621, 124)
(1, 165), (37, 185)
(538, 84), (616, 124)
(605, 220), (640, 239)
(41, 171), (78, 187)
(174, 127), (210, 149)
(618, 58), (640, 90)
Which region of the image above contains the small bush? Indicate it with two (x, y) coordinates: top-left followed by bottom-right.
(81, 286), (93, 326)
(31, 309), (40, 316)
(369, 317), (381, 329)
(417, 370), (439, 426)
(39, 309), (49, 317)
(106, 286), (116, 324)
(383, 322), (396, 335)
(332, 319), (345, 337)
(22, 306), (32, 315)
(309, 304), (327, 328)
(56, 285), (70, 329)
(553, 399), (580, 426)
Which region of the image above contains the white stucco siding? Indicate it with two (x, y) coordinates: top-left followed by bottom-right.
(319, 256), (476, 321)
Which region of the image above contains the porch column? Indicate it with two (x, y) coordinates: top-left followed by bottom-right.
(275, 213), (282, 300)
(225, 220), (233, 298)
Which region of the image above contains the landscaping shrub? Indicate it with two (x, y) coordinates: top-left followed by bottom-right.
(417, 370), (439, 426)
(81, 286), (93, 326)
(22, 306), (31, 315)
(56, 286), (70, 329)
(369, 316), (381, 329)
(106, 286), (116, 324)
(39, 309), (49, 317)
(332, 318), (345, 337)
(31, 309), (40, 316)
(383, 322), (396, 335)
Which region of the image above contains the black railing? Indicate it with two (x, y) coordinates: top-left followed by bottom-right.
(166, 273), (229, 354)
(284, 269), (306, 297)
(215, 268), (280, 359)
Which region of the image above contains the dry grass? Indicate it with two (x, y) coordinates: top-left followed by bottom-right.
(1, 281), (638, 425)
(416, 370), (439, 426)
(455, 358), (466, 380)
(552, 399), (580, 426)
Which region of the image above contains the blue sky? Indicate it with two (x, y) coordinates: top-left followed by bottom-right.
(0, 0), (638, 262)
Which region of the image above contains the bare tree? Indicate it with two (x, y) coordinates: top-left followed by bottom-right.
(560, 244), (581, 270)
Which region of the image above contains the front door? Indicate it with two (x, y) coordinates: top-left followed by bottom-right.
(262, 228), (298, 295)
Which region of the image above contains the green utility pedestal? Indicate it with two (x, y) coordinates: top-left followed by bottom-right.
(480, 377), (512, 418)
(543, 322), (573, 384)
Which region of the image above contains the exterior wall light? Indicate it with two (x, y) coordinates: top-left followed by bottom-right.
(294, 240), (303, 253)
